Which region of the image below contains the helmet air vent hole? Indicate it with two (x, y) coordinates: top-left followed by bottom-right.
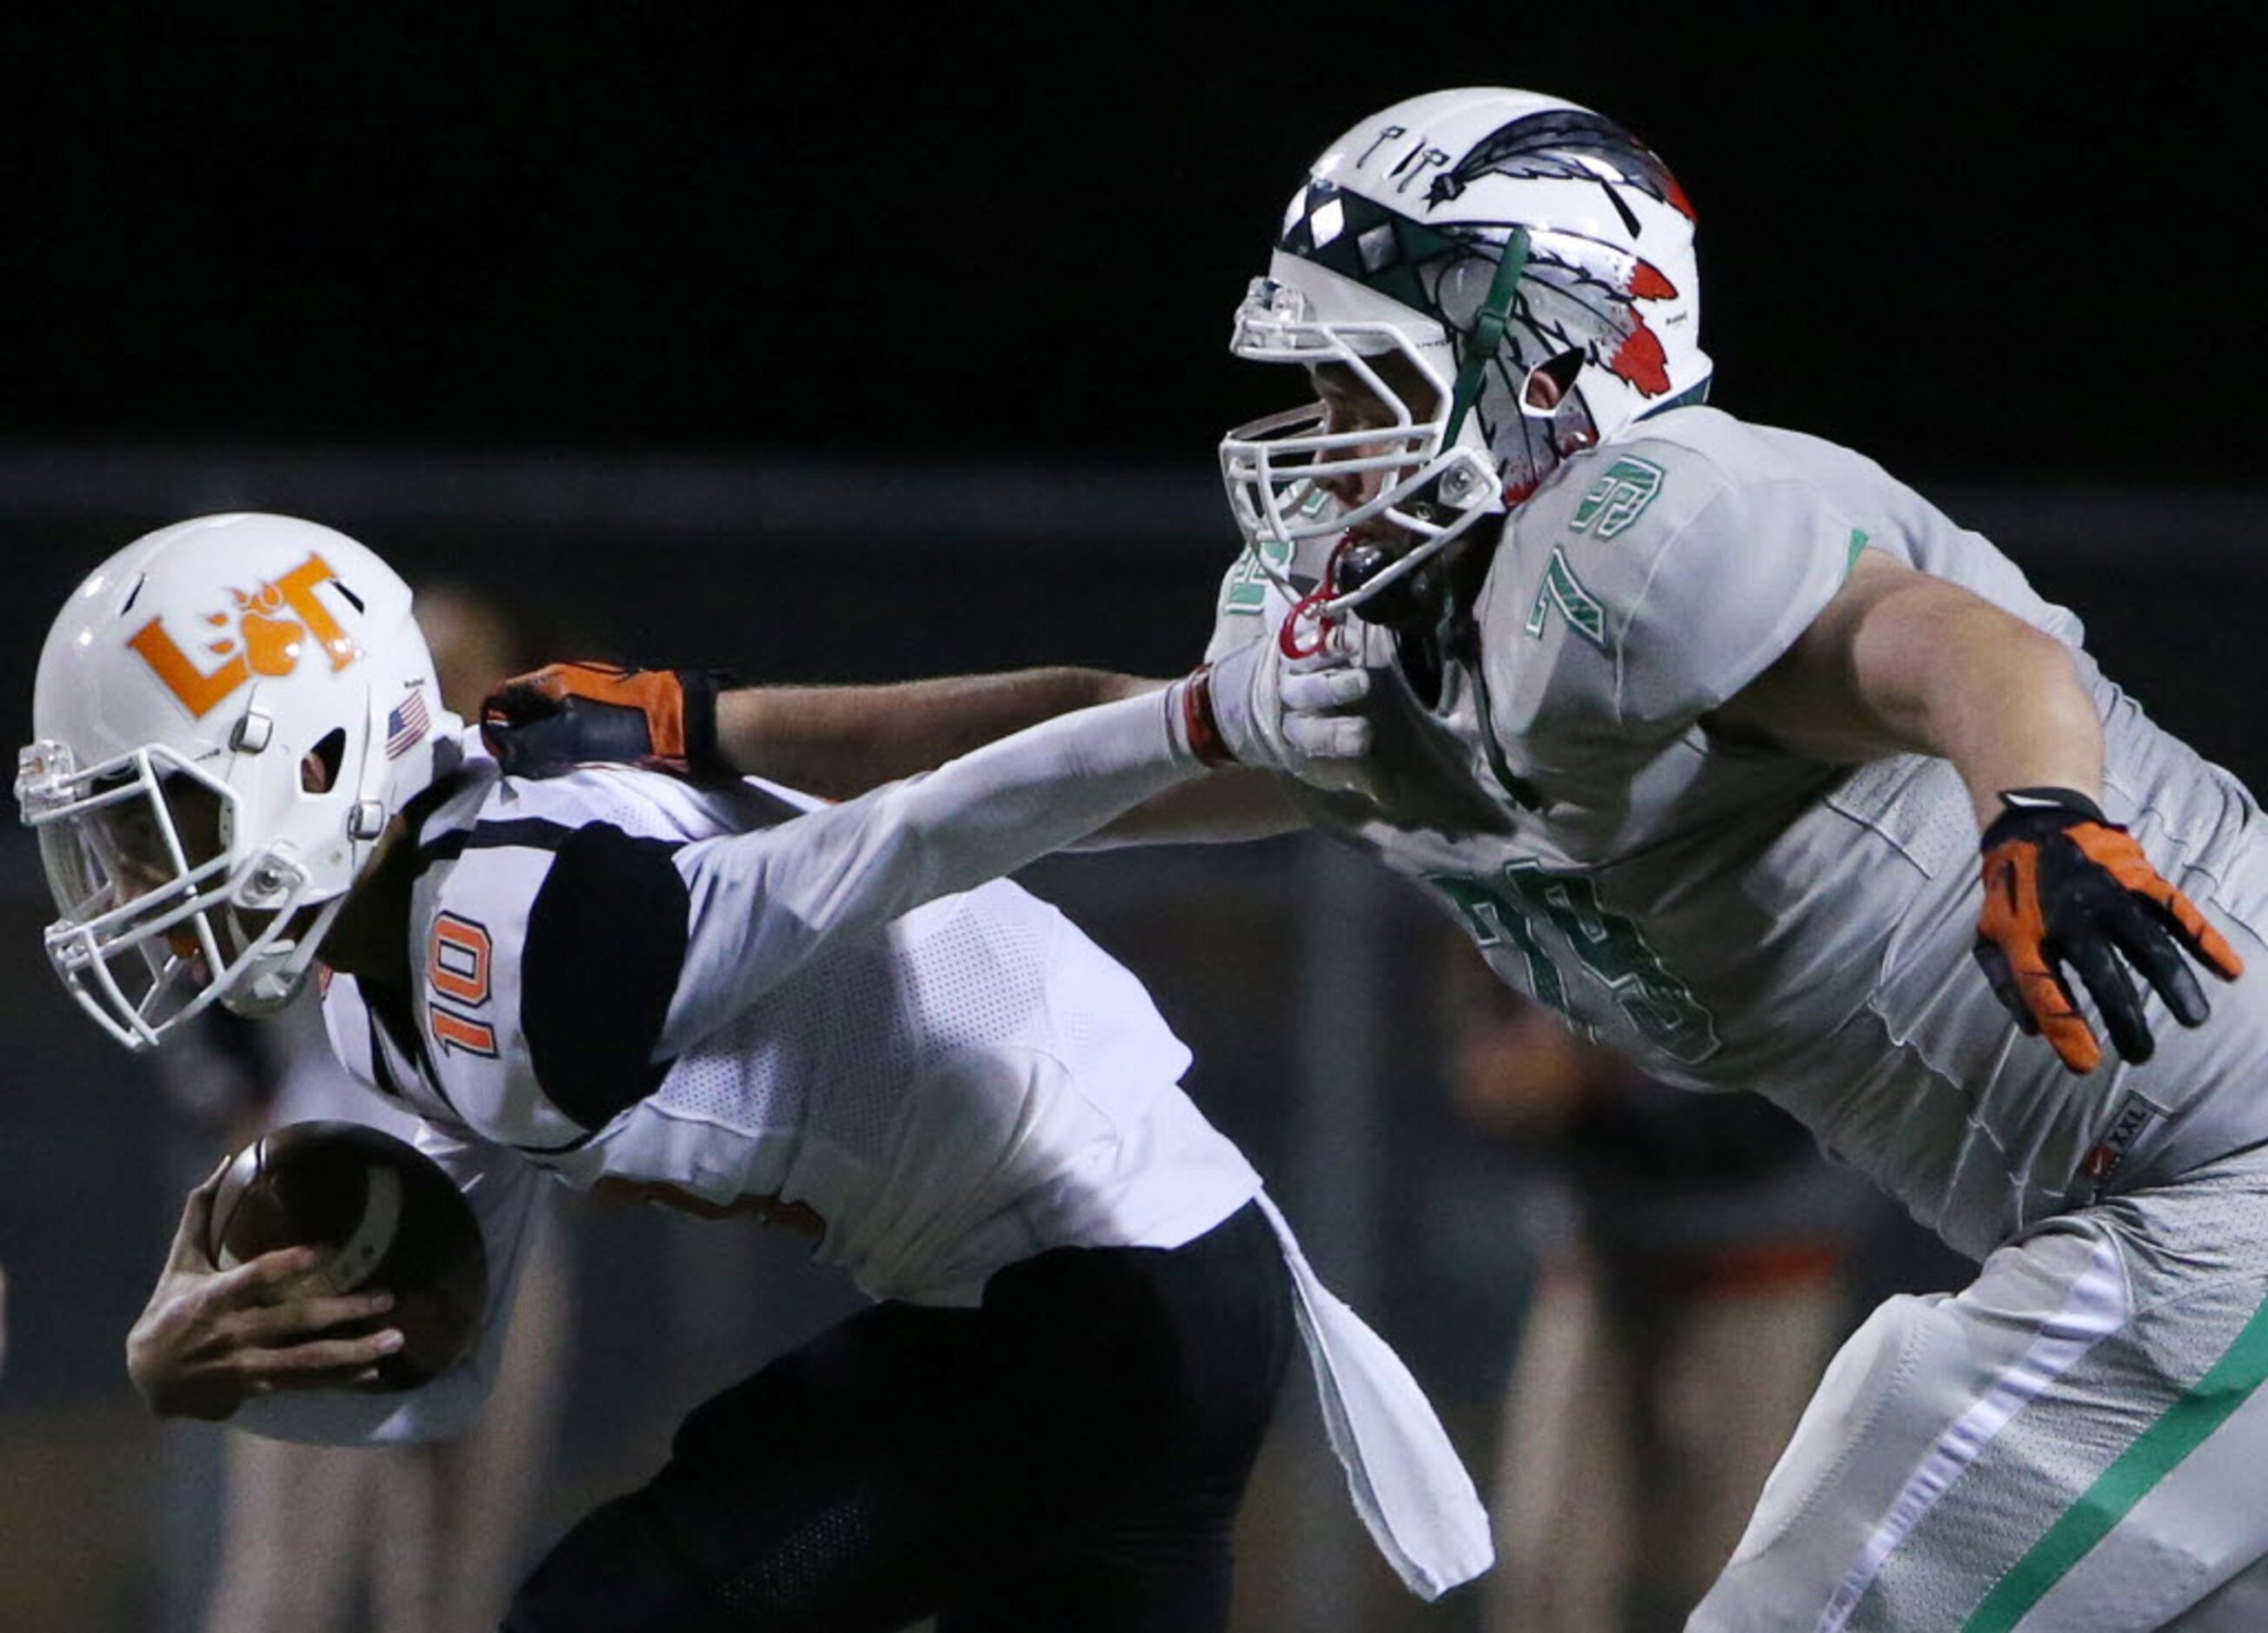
(305, 729), (347, 794)
(120, 577), (145, 616)
(332, 581), (364, 613)
(1524, 350), (1586, 412)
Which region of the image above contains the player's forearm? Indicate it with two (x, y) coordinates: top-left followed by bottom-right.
(1843, 577), (2102, 828)
(1904, 621), (2101, 828)
(714, 670), (1168, 798)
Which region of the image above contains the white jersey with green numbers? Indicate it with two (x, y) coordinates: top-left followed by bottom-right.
(1211, 404), (2268, 1261)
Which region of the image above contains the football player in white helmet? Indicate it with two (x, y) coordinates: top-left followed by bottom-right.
(1218, 87), (1707, 630)
(1189, 88), (2268, 1633)
(488, 88), (2268, 1632)
(20, 513), (453, 1049)
(24, 515), (1487, 1630)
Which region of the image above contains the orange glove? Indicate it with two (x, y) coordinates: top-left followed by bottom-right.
(1974, 788), (2244, 1072)
(478, 662), (735, 783)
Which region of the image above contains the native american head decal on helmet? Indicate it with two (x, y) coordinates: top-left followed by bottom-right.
(1220, 89), (1710, 617)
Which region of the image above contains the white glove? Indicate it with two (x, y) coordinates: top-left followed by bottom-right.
(1169, 623), (1374, 783)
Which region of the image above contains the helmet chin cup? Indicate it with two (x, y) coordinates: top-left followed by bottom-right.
(1320, 467), (1500, 621)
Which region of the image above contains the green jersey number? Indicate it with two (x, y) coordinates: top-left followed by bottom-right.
(1427, 863), (1719, 1063)
(1218, 516), (1313, 617)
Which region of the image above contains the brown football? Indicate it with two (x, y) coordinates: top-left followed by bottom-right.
(206, 1120), (488, 1390)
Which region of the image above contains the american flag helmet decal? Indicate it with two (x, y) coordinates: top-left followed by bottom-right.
(384, 685), (431, 759)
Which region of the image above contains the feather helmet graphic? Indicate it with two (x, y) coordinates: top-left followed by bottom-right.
(1423, 108), (1696, 223)
(1220, 88), (1713, 617)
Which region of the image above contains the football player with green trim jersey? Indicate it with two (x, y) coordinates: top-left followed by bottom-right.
(483, 87), (2268, 1633)
(1197, 87), (2268, 1633)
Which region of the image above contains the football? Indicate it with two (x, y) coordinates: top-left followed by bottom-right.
(206, 1120), (488, 1390)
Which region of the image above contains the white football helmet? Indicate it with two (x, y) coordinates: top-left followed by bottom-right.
(17, 514), (459, 1050)
(1220, 88), (1711, 616)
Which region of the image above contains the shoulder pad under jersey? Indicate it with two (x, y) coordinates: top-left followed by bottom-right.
(1480, 406), (1866, 745)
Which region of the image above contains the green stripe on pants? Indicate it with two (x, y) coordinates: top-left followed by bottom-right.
(1965, 1287), (2268, 1631)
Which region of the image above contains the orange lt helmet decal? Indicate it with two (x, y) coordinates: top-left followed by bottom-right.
(127, 552), (365, 719)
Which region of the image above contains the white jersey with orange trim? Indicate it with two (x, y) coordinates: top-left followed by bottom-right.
(1212, 404), (2268, 1261)
(334, 750), (1259, 1306)
(229, 723), (1495, 1596)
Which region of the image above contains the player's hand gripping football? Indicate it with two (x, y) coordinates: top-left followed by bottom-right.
(1973, 788), (2245, 1073)
(124, 1163), (402, 1421)
(1172, 615), (1375, 789)
(480, 661), (736, 782)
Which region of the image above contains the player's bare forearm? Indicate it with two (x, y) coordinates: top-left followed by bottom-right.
(1713, 550), (2102, 828)
(715, 669), (1168, 798)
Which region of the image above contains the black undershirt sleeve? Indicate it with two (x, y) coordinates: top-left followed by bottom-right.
(521, 823), (691, 1132)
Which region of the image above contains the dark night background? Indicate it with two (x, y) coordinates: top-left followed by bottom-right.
(0, 11), (2258, 1630)
(0, 10), (2251, 476)
(1, 10), (2254, 791)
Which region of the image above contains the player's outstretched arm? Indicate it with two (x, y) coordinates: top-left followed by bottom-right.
(655, 644), (1363, 1050)
(1708, 550), (2105, 819)
(482, 661), (1321, 844)
(715, 670), (1177, 797)
(1711, 550), (2243, 1070)
(483, 662), (1165, 797)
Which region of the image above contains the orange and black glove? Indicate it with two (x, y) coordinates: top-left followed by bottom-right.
(1974, 787), (2244, 1073)
(478, 662), (737, 783)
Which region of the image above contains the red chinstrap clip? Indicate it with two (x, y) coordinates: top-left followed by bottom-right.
(1280, 535), (1362, 660)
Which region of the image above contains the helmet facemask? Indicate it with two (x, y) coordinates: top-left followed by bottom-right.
(17, 739), (345, 1050)
(1220, 273), (1506, 623)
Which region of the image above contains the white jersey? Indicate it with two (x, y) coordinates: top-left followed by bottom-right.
(235, 725), (1493, 1596)
(333, 751), (1260, 1306)
(1214, 405), (2268, 1261)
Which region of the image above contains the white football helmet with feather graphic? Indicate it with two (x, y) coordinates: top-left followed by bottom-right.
(1220, 88), (1711, 616)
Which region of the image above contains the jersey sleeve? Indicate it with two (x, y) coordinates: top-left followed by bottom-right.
(227, 1123), (546, 1447)
(518, 825), (690, 1130)
(1207, 547), (1293, 663)
(1499, 456), (1865, 752)
(1614, 477), (1862, 733)
(657, 689), (1195, 1056)
(455, 690), (1195, 1138)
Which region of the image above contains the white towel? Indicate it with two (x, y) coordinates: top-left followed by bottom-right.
(1258, 1192), (1496, 1600)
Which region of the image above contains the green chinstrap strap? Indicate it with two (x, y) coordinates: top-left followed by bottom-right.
(1962, 1284), (2268, 1631)
(1442, 227), (1529, 450)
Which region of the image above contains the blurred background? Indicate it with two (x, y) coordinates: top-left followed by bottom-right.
(0, 10), (2253, 1631)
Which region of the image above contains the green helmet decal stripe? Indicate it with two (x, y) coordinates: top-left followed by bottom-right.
(1443, 228), (1529, 450)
